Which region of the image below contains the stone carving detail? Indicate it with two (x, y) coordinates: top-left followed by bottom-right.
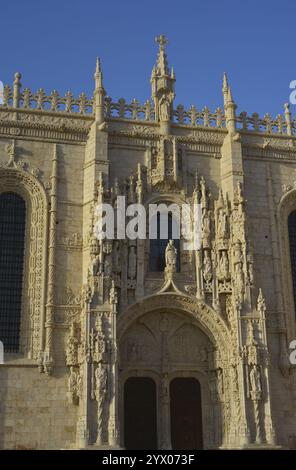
(128, 246), (137, 280)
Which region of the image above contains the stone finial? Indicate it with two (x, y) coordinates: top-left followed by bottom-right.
(13, 72), (22, 108)
(222, 73), (237, 134)
(94, 57), (106, 124)
(284, 102), (292, 136)
(94, 57), (103, 89)
(155, 34), (170, 76)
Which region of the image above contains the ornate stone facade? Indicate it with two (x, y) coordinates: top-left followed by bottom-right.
(0, 36), (296, 449)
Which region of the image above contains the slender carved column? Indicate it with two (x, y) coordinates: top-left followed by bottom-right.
(44, 143), (58, 375)
(160, 373), (172, 450)
(108, 282), (120, 446)
(77, 290), (92, 448)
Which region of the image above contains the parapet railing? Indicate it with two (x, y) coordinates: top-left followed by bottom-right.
(0, 80), (295, 136)
(172, 104), (226, 128)
(1, 84), (94, 114)
(236, 110), (296, 136)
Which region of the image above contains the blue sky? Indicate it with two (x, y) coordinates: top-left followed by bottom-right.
(1, 0), (295, 117)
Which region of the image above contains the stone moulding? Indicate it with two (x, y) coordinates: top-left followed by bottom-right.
(0, 167), (48, 360)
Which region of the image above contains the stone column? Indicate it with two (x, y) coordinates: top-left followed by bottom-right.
(160, 373), (172, 450)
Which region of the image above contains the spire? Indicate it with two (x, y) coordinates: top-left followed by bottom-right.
(155, 34), (169, 75)
(94, 57), (106, 124)
(94, 57), (103, 90)
(227, 86), (234, 104)
(222, 72), (237, 134)
(222, 72), (229, 107)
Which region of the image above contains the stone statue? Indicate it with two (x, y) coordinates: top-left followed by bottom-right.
(200, 176), (207, 207)
(159, 95), (170, 121)
(66, 327), (79, 366)
(165, 239), (177, 270)
(219, 250), (230, 281)
(109, 280), (118, 305)
(202, 209), (211, 244)
(203, 250), (212, 282)
(250, 364), (262, 395)
(128, 246), (137, 279)
(217, 210), (227, 239)
(95, 363), (108, 399)
(89, 253), (100, 277)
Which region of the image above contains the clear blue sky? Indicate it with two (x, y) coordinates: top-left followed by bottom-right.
(1, 0), (295, 117)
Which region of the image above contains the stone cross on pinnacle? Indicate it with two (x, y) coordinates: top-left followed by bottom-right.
(155, 34), (168, 51)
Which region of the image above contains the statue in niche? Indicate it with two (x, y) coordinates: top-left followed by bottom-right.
(66, 325), (79, 366)
(165, 239), (177, 270)
(249, 364), (262, 395)
(217, 368), (224, 398)
(202, 209), (211, 242)
(203, 250), (212, 282)
(159, 95), (170, 122)
(235, 262), (244, 298)
(217, 210), (227, 239)
(109, 280), (118, 306)
(200, 176), (207, 207)
(89, 253), (100, 277)
(248, 258), (254, 285)
(95, 363), (108, 400)
(219, 250), (230, 281)
(68, 368), (78, 399)
(128, 246), (137, 280)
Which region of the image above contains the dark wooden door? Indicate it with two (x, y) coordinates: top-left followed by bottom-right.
(124, 377), (157, 449)
(170, 378), (203, 449)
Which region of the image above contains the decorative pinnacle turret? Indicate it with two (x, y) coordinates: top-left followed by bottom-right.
(222, 72), (236, 108)
(227, 86), (234, 105)
(222, 72), (228, 93)
(222, 72), (237, 134)
(94, 57), (106, 124)
(94, 57), (103, 90)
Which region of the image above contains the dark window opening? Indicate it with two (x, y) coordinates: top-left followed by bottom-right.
(0, 192), (26, 352)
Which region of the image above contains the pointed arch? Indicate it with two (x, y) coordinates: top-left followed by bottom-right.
(118, 292), (231, 360)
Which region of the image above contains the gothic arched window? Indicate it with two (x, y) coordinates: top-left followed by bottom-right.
(0, 192), (26, 352)
(288, 210), (296, 316)
(149, 212), (180, 272)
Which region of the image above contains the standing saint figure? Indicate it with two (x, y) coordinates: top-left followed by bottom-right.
(165, 240), (177, 271)
(159, 95), (171, 122)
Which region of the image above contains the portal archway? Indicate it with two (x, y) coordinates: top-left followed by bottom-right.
(118, 297), (228, 449)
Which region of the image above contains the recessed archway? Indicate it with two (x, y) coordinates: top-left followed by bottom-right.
(118, 297), (228, 449)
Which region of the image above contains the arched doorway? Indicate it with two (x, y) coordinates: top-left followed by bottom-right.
(124, 377), (157, 449)
(170, 378), (203, 449)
